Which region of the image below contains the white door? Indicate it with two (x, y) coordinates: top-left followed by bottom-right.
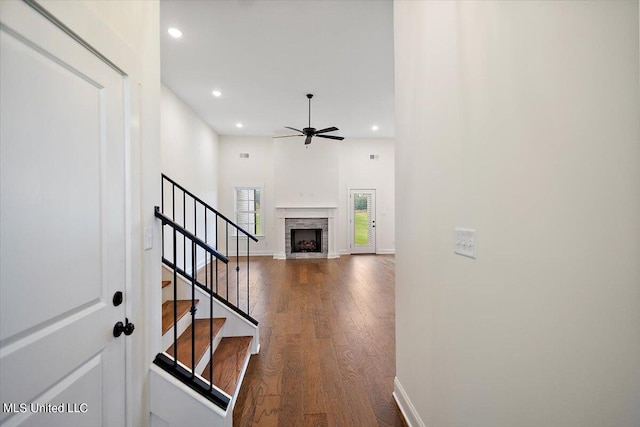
(0, 2), (128, 426)
(350, 189), (376, 254)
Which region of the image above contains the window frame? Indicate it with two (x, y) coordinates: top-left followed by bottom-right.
(233, 186), (264, 238)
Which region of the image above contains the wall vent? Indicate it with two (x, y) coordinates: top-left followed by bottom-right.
(239, 153), (249, 158)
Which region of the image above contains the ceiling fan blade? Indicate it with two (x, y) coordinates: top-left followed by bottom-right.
(285, 126), (304, 134)
(273, 134), (303, 139)
(304, 135), (312, 145)
(315, 134), (344, 141)
(314, 126), (339, 134)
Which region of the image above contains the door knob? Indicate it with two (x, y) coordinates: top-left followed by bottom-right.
(113, 318), (135, 337)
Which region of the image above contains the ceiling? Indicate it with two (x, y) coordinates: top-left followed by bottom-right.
(160, 0), (395, 139)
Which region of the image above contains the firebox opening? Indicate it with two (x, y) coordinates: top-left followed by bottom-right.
(291, 228), (322, 253)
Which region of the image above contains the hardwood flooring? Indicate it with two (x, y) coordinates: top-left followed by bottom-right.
(165, 318), (225, 370)
(161, 299), (196, 335)
(203, 336), (253, 395)
(232, 255), (404, 427)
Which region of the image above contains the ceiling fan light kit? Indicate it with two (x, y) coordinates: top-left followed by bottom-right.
(275, 94), (345, 145)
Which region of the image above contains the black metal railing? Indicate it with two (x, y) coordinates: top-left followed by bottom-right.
(153, 210), (229, 407)
(153, 174), (258, 409)
(159, 174), (258, 322)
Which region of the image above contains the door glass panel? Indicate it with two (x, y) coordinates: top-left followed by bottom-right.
(354, 193), (371, 246)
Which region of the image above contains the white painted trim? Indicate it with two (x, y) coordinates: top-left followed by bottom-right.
(149, 364), (228, 420)
(233, 185), (264, 237)
(393, 377), (425, 427)
(377, 249), (396, 255)
(246, 250), (273, 256)
(225, 249), (274, 257)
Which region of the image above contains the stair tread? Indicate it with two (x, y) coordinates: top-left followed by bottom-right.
(201, 336), (252, 396)
(166, 318), (226, 370)
(162, 280), (171, 288)
(161, 300), (199, 335)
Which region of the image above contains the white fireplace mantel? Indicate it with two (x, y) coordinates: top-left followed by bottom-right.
(273, 206), (339, 259)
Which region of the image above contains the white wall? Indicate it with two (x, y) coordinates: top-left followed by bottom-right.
(161, 84), (219, 207)
(161, 85), (220, 267)
(40, 2), (162, 427)
(394, 2), (640, 427)
(273, 138), (340, 207)
(217, 136), (275, 255)
(338, 138), (395, 254)
(217, 136), (395, 255)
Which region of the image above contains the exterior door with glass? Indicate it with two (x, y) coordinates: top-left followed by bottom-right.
(349, 189), (376, 254)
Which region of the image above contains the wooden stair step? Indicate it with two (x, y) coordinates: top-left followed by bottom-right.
(201, 336), (252, 396)
(166, 318), (226, 370)
(162, 280), (171, 288)
(161, 300), (198, 335)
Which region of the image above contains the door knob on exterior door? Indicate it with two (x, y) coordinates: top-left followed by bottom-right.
(113, 318), (135, 337)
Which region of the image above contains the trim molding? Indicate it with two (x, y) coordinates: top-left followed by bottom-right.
(246, 250), (273, 256)
(377, 248), (396, 255)
(393, 377), (425, 427)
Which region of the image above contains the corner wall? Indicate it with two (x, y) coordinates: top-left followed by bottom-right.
(394, 1), (640, 426)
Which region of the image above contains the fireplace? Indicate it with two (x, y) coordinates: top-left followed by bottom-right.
(274, 207), (338, 259)
(283, 217), (329, 259)
(291, 228), (322, 253)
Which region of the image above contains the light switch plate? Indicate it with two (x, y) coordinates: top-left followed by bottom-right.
(144, 226), (153, 251)
(454, 228), (476, 258)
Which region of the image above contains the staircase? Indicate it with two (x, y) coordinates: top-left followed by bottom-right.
(150, 175), (259, 427)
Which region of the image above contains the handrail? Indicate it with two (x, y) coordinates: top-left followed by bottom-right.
(162, 173), (258, 242)
(154, 175), (259, 409)
(154, 207), (228, 264)
(161, 257), (259, 326)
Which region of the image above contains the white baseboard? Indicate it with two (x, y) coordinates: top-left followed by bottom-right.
(393, 377), (425, 427)
(377, 248), (396, 255)
(338, 249), (395, 255)
(246, 250), (274, 256)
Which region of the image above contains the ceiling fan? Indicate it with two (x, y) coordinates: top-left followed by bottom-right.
(275, 94), (345, 145)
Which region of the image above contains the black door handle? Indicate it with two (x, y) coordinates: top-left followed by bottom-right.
(113, 318), (135, 337)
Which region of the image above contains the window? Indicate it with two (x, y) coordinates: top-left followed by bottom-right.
(234, 187), (262, 236)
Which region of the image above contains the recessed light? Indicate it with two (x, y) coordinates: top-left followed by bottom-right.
(168, 28), (183, 38)
(236, 122), (243, 128)
(212, 90), (222, 97)
(372, 125), (379, 131)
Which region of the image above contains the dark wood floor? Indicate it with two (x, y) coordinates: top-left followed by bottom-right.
(231, 255), (404, 427)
